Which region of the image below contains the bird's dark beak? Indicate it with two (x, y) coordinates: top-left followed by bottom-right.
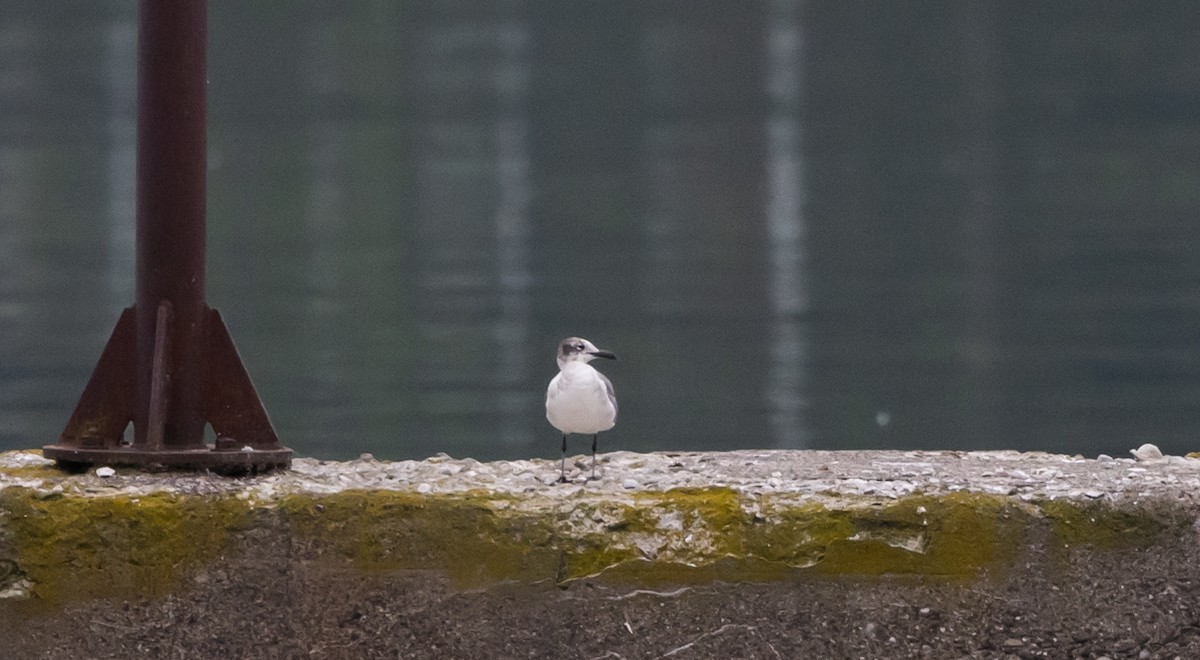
(590, 350), (617, 360)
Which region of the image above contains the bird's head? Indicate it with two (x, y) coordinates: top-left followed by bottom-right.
(557, 337), (616, 367)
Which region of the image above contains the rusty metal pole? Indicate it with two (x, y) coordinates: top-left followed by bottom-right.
(44, 0), (291, 472)
(136, 0), (208, 451)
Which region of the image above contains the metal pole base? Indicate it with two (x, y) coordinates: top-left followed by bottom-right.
(43, 305), (292, 473)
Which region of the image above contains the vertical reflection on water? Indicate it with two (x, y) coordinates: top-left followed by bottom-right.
(0, 19), (36, 445)
(764, 0), (810, 448)
(959, 0), (1000, 448)
(302, 22), (353, 443)
(639, 22), (695, 449)
(0, 141), (24, 297)
(637, 10), (771, 449)
(410, 11), (533, 452)
(0, 137), (29, 446)
(492, 18), (533, 447)
(639, 132), (688, 307)
(103, 18), (136, 306)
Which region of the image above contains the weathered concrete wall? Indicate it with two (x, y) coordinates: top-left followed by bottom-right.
(2, 448), (1200, 658)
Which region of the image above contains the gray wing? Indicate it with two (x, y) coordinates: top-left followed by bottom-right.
(598, 371), (618, 420)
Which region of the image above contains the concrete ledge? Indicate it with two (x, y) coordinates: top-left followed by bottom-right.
(3, 448), (1200, 657)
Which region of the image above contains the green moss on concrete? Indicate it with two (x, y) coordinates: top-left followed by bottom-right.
(2, 478), (1192, 611)
(811, 493), (1019, 577)
(635, 487), (747, 529)
(276, 486), (803, 586)
(746, 501), (855, 568)
(563, 489), (1023, 582)
(278, 489), (560, 587)
(559, 487), (778, 584)
(0, 488), (252, 609)
(559, 540), (641, 583)
(1042, 500), (1170, 550)
(633, 486), (749, 553)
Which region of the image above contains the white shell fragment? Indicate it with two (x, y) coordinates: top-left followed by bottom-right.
(95, 466), (116, 478)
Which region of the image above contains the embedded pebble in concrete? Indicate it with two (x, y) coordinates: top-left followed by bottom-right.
(3, 447), (1200, 506)
(1131, 443), (1164, 462)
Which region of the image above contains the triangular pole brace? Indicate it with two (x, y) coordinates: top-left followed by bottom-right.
(44, 305), (291, 472)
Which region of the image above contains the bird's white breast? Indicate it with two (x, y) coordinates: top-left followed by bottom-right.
(545, 364), (617, 435)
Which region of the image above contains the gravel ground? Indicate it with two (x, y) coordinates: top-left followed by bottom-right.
(5, 446), (1200, 504)
(5, 537), (1200, 659)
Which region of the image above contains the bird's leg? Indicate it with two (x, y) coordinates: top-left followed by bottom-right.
(557, 433), (568, 483)
(589, 434), (598, 480)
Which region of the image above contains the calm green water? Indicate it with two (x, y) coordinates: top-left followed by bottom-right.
(4, 2), (1200, 461)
